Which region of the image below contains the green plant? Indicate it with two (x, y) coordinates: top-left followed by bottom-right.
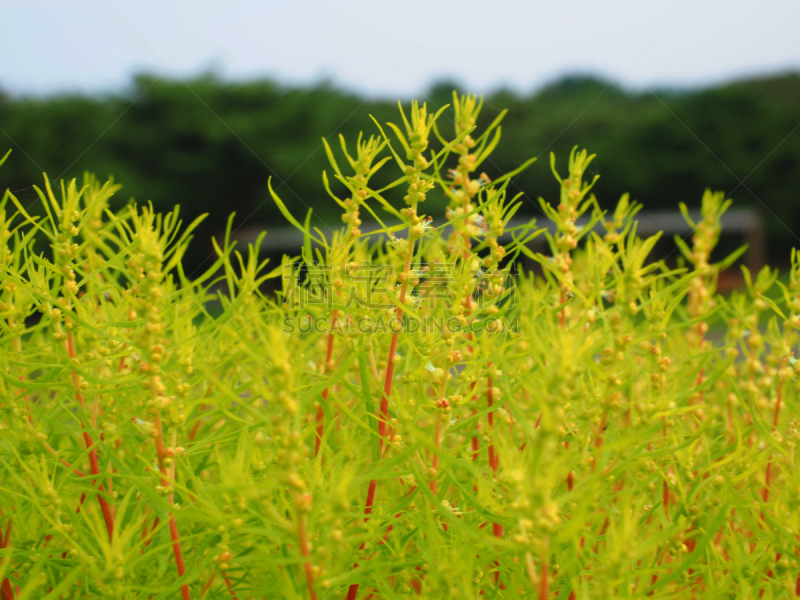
(1, 94), (799, 600)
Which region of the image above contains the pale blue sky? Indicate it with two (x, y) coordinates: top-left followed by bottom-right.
(1, 0), (799, 97)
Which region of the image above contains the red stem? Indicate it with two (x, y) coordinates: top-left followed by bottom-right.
(485, 369), (505, 589)
(565, 440), (574, 491)
(200, 572), (215, 598)
(378, 244), (414, 440)
(346, 478), (378, 600)
(315, 311), (338, 456)
(762, 374), (784, 503)
(379, 332), (399, 441)
(431, 414), (442, 494)
(66, 332), (115, 540)
(189, 408), (205, 442)
(660, 421), (670, 521)
(221, 572), (238, 598)
(347, 240), (415, 600)
(153, 412), (190, 600)
(538, 559), (549, 600)
(1, 520), (13, 600)
(295, 499), (317, 600)
(15, 359), (88, 479)
(594, 408), (607, 451)
(466, 332), (480, 461)
(168, 516), (190, 600)
(487, 370), (497, 472)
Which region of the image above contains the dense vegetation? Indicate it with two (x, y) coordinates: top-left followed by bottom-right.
(1, 72), (799, 271)
(2, 94), (800, 599)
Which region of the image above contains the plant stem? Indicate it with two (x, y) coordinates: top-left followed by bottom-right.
(315, 310), (338, 457)
(431, 413), (442, 494)
(153, 412), (190, 600)
(487, 369), (498, 472)
(143, 516), (160, 548)
(430, 352), (453, 495)
(11, 321), (88, 478)
(463, 328), (481, 463)
(538, 556), (549, 600)
(200, 572), (215, 598)
(485, 367), (505, 589)
(66, 331), (115, 541)
(295, 495), (317, 600)
(762, 369), (784, 503)
(169, 515), (190, 600)
(221, 572), (238, 598)
(346, 480), (378, 600)
(1, 519), (13, 600)
(347, 233), (416, 600)
(379, 237), (415, 440)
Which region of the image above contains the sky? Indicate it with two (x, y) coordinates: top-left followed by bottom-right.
(1, 0), (800, 98)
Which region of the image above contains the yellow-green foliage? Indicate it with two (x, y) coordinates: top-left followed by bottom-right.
(0, 96), (799, 600)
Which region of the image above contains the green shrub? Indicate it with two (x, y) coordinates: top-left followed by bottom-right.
(1, 95), (799, 599)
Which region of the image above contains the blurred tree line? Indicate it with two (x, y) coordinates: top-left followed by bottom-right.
(1, 72), (798, 272)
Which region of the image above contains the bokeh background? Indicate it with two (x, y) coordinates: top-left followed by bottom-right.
(2, 0), (799, 274)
